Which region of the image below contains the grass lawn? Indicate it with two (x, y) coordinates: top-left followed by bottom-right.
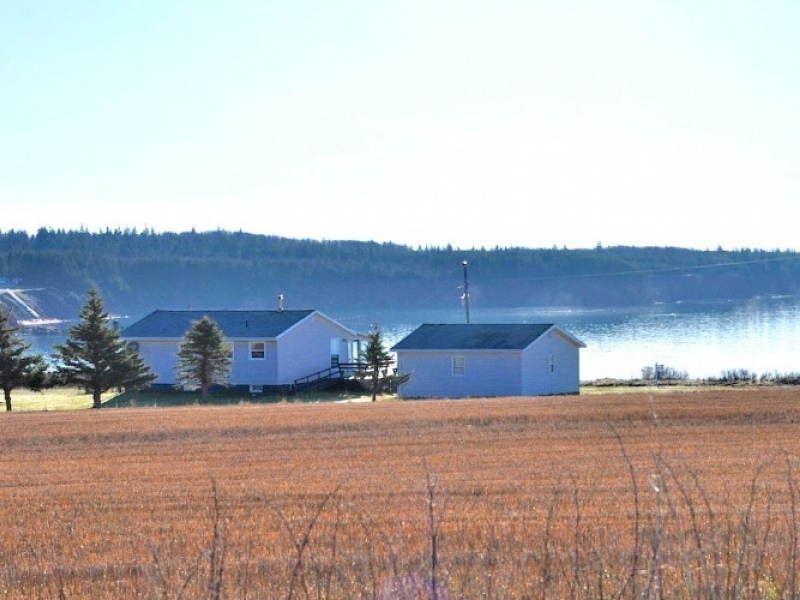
(5, 387), (113, 411)
(7, 381), (780, 410)
(7, 386), (388, 411)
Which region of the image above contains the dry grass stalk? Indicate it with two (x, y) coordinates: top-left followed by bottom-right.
(1, 389), (800, 597)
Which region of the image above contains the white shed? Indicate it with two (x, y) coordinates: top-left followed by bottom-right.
(121, 309), (365, 394)
(391, 323), (586, 398)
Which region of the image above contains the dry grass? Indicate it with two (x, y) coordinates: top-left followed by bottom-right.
(6, 387), (118, 411)
(2, 389), (800, 597)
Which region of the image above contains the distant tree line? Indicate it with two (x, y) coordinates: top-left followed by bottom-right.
(2, 228), (800, 318)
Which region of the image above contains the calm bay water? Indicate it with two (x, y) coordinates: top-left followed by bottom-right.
(332, 296), (800, 381)
(23, 296), (800, 381)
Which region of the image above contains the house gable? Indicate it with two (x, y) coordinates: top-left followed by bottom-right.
(274, 310), (362, 341)
(520, 328), (583, 395)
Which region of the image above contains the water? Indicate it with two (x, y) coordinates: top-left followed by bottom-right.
(330, 296), (800, 381)
(23, 296), (800, 381)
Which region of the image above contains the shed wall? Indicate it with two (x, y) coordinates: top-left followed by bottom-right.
(396, 350), (522, 398)
(521, 330), (581, 395)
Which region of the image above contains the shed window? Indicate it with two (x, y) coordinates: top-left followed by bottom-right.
(250, 385), (264, 394)
(250, 342), (266, 360)
(452, 356), (465, 376)
(547, 354), (555, 374)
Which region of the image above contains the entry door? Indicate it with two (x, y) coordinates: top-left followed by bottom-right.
(330, 338), (340, 366)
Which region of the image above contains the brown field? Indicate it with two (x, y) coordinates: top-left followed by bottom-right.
(3, 389), (800, 598)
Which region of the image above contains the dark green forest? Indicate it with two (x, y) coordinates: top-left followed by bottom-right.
(1, 228), (800, 320)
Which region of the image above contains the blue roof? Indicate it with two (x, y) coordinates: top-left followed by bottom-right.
(391, 323), (584, 351)
(121, 309), (315, 339)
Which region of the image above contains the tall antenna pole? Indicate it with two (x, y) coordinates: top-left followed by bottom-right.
(462, 260), (470, 324)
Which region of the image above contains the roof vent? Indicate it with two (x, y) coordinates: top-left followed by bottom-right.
(277, 294), (284, 312)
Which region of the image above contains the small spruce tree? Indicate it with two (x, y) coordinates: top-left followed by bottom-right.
(55, 289), (156, 408)
(174, 316), (232, 401)
(361, 325), (394, 402)
(0, 306), (48, 411)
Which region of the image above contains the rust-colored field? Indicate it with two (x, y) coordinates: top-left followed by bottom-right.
(3, 388), (800, 598)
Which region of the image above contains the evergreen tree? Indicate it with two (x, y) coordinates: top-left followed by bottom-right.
(174, 316), (231, 400)
(361, 325), (394, 402)
(54, 289), (155, 408)
(0, 306), (47, 411)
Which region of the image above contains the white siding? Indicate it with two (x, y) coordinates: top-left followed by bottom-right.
(135, 339), (278, 386)
(521, 330), (581, 395)
(136, 340), (180, 384)
(276, 313), (355, 384)
(228, 340), (277, 385)
(395, 328), (583, 399)
(397, 350), (522, 398)
(126, 312), (364, 389)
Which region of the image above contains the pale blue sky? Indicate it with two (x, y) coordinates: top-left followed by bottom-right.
(2, 1), (799, 250)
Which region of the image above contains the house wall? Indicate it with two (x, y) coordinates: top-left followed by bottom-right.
(521, 330), (581, 395)
(229, 340), (278, 385)
(276, 313), (356, 384)
(126, 312), (363, 390)
(396, 350), (522, 398)
(130, 339), (278, 385)
(136, 340), (180, 384)
(132, 339), (275, 387)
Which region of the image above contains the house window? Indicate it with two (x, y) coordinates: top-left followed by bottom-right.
(223, 342), (234, 361)
(250, 385), (264, 394)
(547, 354), (555, 374)
(250, 342), (265, 360)
(452, 356), (465, 376)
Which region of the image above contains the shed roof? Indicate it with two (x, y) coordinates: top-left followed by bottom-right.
(121, 309), (316, 339)
(391, 323), (585, 351)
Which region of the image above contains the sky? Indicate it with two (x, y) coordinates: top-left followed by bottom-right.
(2, 1), (799, 251)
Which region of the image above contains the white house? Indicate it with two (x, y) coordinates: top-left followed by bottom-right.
(121, 309), (365, 394)
(391, 323), (586, 399)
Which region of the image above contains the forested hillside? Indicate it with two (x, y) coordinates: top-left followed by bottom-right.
(1, 228), (799, 320)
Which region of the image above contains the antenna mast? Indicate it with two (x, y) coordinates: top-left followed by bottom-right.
(462, 260), (470, 324)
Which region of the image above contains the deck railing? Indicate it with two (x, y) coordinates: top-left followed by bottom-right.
(294, 362), (366, 390)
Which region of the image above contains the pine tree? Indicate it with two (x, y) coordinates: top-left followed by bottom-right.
(55, 289), (156, 408)
(361, 325), (393, 402)
(174, 316), (232, 400)
(0, 306), (47, 411)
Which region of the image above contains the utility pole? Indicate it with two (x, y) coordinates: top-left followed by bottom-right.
(462, 260), (470, 324)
